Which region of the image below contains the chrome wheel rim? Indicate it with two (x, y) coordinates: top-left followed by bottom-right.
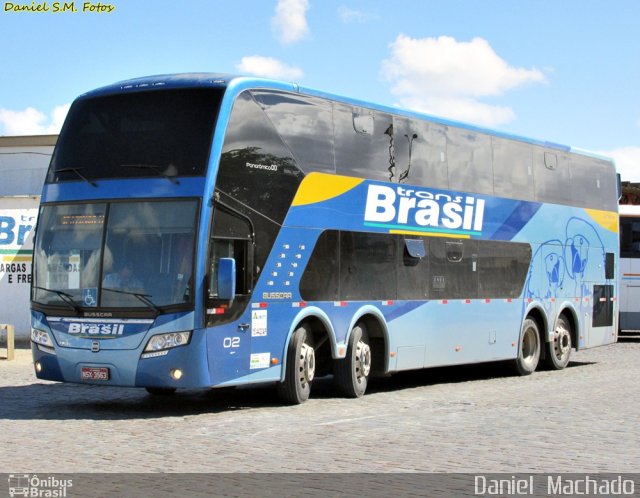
(521, 326), (538, 369)
(553, 324), (571, 361)
(355, 339), (371, 381)
(299, 342), (315, 385)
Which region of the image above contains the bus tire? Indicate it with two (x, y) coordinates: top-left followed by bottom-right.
(513, 318), (541, 376)
(335, 323), (371, 398)
(277, 324), (315, 404)
(145, 387), (176, 395)
(544, 315), (572, 370)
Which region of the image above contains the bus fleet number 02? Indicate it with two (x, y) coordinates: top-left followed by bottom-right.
(223, 337), (240, 348)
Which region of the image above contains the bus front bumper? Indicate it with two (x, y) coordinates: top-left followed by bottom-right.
(31, 330), (210, 389)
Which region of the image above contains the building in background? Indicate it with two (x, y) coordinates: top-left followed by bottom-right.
(0, 135), (56, 338)
(619, 181), (640, 330)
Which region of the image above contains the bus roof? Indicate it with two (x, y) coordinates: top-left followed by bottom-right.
(83, 73), (614, 164)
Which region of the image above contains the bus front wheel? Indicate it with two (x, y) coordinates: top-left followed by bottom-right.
(277, 324), (315, 404)
(513, 318), (541, 376)
(335, 323), (371, 398)
(544, 315), (572, 370)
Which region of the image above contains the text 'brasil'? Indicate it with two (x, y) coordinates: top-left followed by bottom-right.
(364, 184), (486, 237)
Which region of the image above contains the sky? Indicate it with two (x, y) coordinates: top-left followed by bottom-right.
(0, 0), (638, 180)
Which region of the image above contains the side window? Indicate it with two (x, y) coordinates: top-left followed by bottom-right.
(429, 238), (478, 299)
(218, 90), (303, 225)
(620, 217), (640, 258)
(299, 230), (339, 301)
(570, 156), (618, 211)
(447, 128), (493, 196)
(209, 239), (249, 297)
(477, 240), (532, 298)
(217, 90), (304, 280)
(397, 237), (429, 299)
(392, 118), (449, 188)
(340, 231), (397, 300)
(207, 204), (253, 324)
(532, 148), (570, 205)
(334, 103), (394, 182)
(253, 90), (335, 174)
(492, 137), (534, 201)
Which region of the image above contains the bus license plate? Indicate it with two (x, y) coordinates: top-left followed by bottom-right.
(81, 367), (110, 381)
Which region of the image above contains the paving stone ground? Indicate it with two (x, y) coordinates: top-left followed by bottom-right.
(1, 334), (639, 474)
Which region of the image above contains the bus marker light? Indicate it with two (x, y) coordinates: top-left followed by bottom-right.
(390, 352), (397, 358)
(455, 346), (462, 352)
(271, 358), (279, 365)
(512, 342), (517, 347)
(171, 369), (183, 380)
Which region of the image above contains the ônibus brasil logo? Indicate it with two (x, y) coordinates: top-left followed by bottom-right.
(8, 474), (72, 498)
(364, 184), (485, 236)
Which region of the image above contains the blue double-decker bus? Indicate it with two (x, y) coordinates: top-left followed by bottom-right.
(30, 74), (619, 403)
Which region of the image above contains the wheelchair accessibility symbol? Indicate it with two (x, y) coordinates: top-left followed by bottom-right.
(83, 288), (97, 307)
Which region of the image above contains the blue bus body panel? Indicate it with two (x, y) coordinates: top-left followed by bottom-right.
(32, 310), (211, 388)
(40, 177), (206, 202)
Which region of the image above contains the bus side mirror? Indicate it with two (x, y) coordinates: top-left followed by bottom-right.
(212, 258), (236, 301)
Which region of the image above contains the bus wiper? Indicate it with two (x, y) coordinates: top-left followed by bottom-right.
(102, 287), (163, 313)
(33, 286), (82, 313)
(55, 168), (97, 187)
(120, 164), (180, 185)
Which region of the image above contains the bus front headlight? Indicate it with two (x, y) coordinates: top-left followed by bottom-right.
(143, 331), (191, 353)
(31, 328), (54, 347)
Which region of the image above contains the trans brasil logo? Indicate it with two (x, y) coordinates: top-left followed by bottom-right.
(363, 184), (485, 236)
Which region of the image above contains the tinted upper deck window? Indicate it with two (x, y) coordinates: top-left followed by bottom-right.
(48, 88), (222, 183)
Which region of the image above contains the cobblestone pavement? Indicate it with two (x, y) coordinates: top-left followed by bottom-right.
(1, 334), (639, 474)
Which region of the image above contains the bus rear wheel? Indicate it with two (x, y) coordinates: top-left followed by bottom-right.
(277, 324), (315, 404)
(513, 318), (540, 376)
(335, 323), (371, 398)
(544, 315), (572, 370)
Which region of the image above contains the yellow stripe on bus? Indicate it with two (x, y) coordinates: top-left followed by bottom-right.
(584, 209), (618, 233)
(292, 172), (363, 206)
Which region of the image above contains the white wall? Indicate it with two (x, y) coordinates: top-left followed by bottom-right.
(0, 196), (39, 338)
(0, 135), (55, 338)
(0, 136), (54, 196)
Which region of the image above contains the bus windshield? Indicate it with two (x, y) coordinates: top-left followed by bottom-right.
(47, 88), (222, 183)
(32, 200), (198, 311)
